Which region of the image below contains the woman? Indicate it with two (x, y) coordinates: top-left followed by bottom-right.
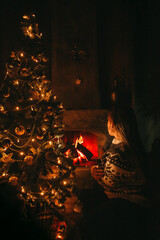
(91, 105), (148, 207)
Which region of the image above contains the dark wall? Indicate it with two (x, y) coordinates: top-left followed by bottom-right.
(97, 0), (135, 108)
(51, 0), (100, 110)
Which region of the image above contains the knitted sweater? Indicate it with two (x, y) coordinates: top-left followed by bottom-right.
(98, 140), (148, 206)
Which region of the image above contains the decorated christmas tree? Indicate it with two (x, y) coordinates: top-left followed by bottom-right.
(0, 13), (80, 239)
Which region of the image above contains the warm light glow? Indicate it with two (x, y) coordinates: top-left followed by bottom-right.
(21, 186), (25, 193)
(16, 106), (20, 111)
(28, 25), (32, 31)
(41, 94), (44, 97)
(56, 234), (64, 240)
(17, 139), (20, 142)
(59, 103), (63, 109)
(31, 138), (35, 142)
(23, 15), (29, 20)
(49, 141), (52, 145)
(51, 189), (55, 194)
(14, 80), (19, 85)
(40, 191), (44, 196)
(63, 180), (67, 185)
(57, 158), (61, 164)
(20, 152), (24, 156)
(20, 52), (24, 57)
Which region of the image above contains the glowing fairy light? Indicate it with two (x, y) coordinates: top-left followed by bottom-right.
(57, 158), (62, 164)
(20, 152), (24, 156)
(21, 186), (25, 193)
(56, 234), (64, 240)
(15, 106), (20, 111)
(23, 15), (29, 20)
(51, 189), (55, 194)
(31, 138), (35, 142)
(14, 80), (19, 85)
(63, 180), (67, 186)
(40, 191), (44, 196)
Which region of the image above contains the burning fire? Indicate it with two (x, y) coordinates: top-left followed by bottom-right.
(74, 135), (87, 164)
(65, 135), (88, 165)
(75, 135), (84, 148)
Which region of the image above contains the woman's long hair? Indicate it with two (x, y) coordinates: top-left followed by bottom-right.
(108, 105), (147, 171)
(108, 105), (142, 149)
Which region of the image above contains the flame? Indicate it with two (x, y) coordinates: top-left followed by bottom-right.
(64, 135), (90, 165)
(75, 135), (84, 148)
(74, 135), (87, 164)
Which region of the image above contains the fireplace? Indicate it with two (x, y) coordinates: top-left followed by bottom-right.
(62, 109), (110, 189)
(62, 109), (109, 164)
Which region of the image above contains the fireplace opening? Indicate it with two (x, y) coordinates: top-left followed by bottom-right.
(63, 131), (99, 165)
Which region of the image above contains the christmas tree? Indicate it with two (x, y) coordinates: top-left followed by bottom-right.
(0, 13), (79, 239)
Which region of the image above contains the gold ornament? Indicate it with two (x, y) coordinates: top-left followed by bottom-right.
(20, 68), (30, 77)
(36, 135), (44, 140)
(30, 147), (37, 155)
(43, 117), (49, 122)
(0, 105), (4, 112)
(24, 155), (34, 165)
(9, 176), (18, 185)
(3, 90), (10, 98)
(42, 56), (48, 62)
(15, 125), (26, 135)
(0, 153), (13, 163)
(49, 165), (60, 179)
(2, 139), (12, 149)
